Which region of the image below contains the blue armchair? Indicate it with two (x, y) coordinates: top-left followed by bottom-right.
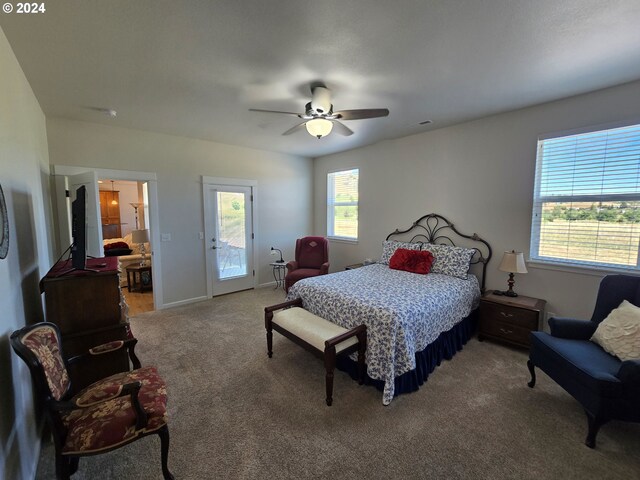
(527, 274), (640, 448)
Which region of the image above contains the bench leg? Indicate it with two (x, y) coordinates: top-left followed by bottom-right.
(357, 331), (366, 385)
(324, 346), (336, 406)
(265, 311), (273, 358)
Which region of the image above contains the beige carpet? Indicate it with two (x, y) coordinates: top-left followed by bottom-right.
(36, 288), (640, 479)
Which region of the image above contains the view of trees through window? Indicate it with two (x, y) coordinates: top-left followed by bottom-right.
(539, 201), (640, 266)
(327, 169), (359, 239)
(216, 191), (246, 278)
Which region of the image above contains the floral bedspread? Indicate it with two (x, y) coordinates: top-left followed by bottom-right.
(286, 264), (480, 405)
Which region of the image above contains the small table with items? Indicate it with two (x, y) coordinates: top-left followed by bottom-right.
(270, 262), (287, 290)
(478, 292), (546, 349)
(126, 264), (153, 293)
(345, 263), (364, 270)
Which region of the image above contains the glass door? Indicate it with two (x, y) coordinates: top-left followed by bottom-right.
(205, 184), (254, 296)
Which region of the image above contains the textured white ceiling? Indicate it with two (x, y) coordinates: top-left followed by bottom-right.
(2, 0), (640, 157)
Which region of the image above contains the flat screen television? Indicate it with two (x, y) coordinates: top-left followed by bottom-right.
(70, 185), (87, 270)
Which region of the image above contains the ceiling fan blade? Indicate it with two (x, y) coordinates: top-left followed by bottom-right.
(333, 108), (390, 120)
(282, 122), (307, 136)
(331, 120), (354, 136)
(249, 108), (303, 117)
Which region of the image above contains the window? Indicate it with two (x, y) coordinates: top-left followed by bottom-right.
(327, 169), (359, 240)
(530, 123), (640, 271)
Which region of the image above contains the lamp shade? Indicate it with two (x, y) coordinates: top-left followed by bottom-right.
(498, 250), (528, 274)
(305, 118), (333, 138)
(131, 229), (149, 244)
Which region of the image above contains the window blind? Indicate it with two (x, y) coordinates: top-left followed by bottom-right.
(327, 169), (359, 240)
(530, 123), (640, 270)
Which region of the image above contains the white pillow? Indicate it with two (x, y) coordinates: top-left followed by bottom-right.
(590, 300), (640, 361)
(421, 243), (475, 279)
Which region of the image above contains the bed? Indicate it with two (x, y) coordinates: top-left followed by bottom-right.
(285, 213), (492, 405)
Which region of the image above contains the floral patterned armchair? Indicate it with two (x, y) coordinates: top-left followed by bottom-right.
(10, 322), (174, 480)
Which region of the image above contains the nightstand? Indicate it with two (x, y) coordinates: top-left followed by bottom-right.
(270, 262), (287, 290)
(478, 292), (546, 349)
(345, 263), (364, 270)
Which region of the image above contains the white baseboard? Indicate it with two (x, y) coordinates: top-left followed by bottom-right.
(258, 281), (286, 292)
(160, 295), (209, 310)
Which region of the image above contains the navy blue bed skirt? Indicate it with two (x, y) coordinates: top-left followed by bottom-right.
(337, 309), (478, 398)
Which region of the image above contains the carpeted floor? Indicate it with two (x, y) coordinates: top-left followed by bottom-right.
(36, 288), (640, 479)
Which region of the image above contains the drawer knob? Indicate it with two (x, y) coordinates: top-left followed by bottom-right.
(500, 311), (514, 318)
(499, 327), (514, 334)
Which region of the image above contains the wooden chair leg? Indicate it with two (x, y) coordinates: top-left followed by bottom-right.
(55, 453), (71, 480)
(69, 457), (79, 475)
(324, 346), (336, 406)
(158, 425), (175, 480)
(585, 411), (608, 449)
(527, 359), (536, 388)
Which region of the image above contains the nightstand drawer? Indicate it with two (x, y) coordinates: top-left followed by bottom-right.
(479, 302), (538, 329)
(480, 318), (532, 346)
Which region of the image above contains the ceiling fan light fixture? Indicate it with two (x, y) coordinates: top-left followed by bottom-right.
(306, 118), (333, 139)
(310, 86), (332, 114)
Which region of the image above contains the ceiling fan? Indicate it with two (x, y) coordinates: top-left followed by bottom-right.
(249, 84), (389, 139)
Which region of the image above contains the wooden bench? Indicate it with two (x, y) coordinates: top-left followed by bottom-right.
(264, 298), (367, 406)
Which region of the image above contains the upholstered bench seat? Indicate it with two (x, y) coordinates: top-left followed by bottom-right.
(272, 307), (358, 353)
(265, 300), (366, 406)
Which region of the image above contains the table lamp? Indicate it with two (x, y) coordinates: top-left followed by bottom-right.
(132, 229), (150, 266)
(495, 250), (528, 297)
(270, 247), (284, 263)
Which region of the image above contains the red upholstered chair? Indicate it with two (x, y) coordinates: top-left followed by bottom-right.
(285, 236), (330, 292)
(10, 322), (174, 480)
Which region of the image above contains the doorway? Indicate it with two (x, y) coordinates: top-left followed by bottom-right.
(51, 165), (163, 311)
(203, 177), (257, 296)
(99, 179), (155, 316)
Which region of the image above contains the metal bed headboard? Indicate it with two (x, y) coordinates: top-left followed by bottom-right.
(385, 213), (492, 292)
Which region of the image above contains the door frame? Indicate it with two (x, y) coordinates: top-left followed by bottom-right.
(51, 165), (164, 310)
(202, 176), (258, 297)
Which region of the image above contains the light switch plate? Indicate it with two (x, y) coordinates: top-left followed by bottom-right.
(161, 233), (171, 241)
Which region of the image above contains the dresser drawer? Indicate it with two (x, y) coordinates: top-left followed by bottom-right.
(480, 318), (533, 346)
(480, 302), (539, 329)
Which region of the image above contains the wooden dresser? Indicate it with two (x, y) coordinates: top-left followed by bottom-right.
(478, 292), (546, 349)
(40, 256), (131, 389)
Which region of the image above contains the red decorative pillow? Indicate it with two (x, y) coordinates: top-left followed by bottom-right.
(104, 241), (129, 251)
(389, 248), (434, 274)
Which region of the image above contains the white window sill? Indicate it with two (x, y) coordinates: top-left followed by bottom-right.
(527, 259), (639, 277)
(328, 237), (358, 245)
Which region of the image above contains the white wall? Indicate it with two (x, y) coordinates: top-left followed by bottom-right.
(0, 27), (53, 480)
(314, 80), (640, 320)
(46, 118), (313, 305)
